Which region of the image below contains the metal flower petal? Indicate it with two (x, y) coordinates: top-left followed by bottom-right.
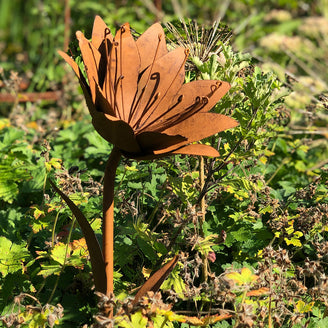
(59, 16), (238, 159)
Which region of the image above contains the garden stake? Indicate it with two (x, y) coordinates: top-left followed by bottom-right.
(102, 147), (121, 295)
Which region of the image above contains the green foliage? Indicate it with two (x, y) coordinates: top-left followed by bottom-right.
(0, 127), (34, 203)
(0, 237), (30, 277)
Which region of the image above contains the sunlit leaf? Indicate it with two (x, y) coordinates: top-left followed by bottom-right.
(161, 267), (186, 298)
(295, 300), (314, 313)
(225, 267), (258, 285)
(0, 237), (30, 277)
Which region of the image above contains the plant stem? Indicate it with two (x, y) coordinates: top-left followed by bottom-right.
(51, 210), (61, 248)
(47, 216), (76, 304)
(102, 147), (121, 296)
(199, 156), (208, 282)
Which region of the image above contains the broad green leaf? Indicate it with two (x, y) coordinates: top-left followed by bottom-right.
(38, 263), (62, 277)
(51, 242), (69, 265)
(116, 311), (148, 328)
(130, 311), (148, 327)
(45, 157), (62, 171)
(152, 314), (174, 327)
(194, 234), (217, 256)
(137, 237), (158, 262)
(295, 300), (314, 313)
(0, 156), (32, 203)
(0, 236), (30, 277)
(284, 236), (303, 247)
(168, 173), (198, 202)
(161, 267), (186, 298)
(225, 267), (258, 286)
(90, 218), (102, 232)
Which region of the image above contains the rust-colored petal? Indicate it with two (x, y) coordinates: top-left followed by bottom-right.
(127, 143), (219, 160)
(58, 50), (98, 119)
(131, 255), (179, 305)
(58, 50), (83, 79)
(129, 47), (187, 130)
(94, 80), (116, 116)
(76, 31), (101, 103)
(136, 131), (186, 152)
(146, 142), (220, 158)
(49, 180), (106, 293)
(197, 80), (231, 113)
(108, 23), (140, 122)
(92, 15), (113, 49)
(163, 112), (238, 147)
(146, 80), (231, 133)
(168, 143), (220, 157)
(91, 112), (141, 153)
(58, 49), (139, 153)
(136, 23), (168, 72)
(92, 16), (114, 90)
(59, 49), (115, 117)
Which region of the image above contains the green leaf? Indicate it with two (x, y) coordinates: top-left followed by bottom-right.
(278, 181), (296, 197)
(284, 235), (303, 247)
(137, 237), (158, 262)
(0, 156), (32, 203)
(295, 300), (314, 313)
(127, 181), (143, 189)
(50, 243), (68, 265)
(0, 237), (30, 277)
(161, 267), (186, 298)
(0, 128), (25, 149)
(38, 263), (62, 277)
(225, 267), (258, 286)
(116, 311), (148, 328)
(168, 173), (197, 202)
(130, 311), (148, 327)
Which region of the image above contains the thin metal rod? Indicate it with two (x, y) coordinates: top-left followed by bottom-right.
(102, 147), (121, 298)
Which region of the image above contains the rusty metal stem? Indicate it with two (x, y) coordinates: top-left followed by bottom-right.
(103, 147), (121, 297)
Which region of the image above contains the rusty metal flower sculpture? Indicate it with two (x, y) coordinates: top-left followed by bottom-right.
(57, 16), (238, 305)
(59, 16), (237, 160)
